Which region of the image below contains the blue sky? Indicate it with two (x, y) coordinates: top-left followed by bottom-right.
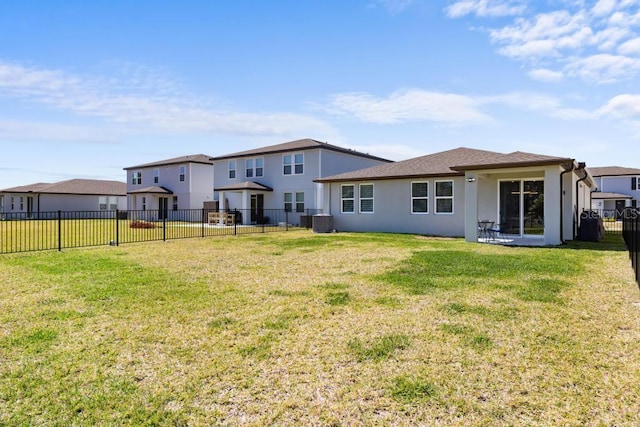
(1, 0), (640, 188)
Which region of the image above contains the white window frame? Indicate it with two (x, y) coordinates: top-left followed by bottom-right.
(172, 196), (178, 211)
(283, 153), (304, 175)
(295, 192), (305, 213)
(179, 165), (186, 182)
(411, 181), (429, 214)
(99, 196), (108, 210)
(228, 160), (236, 179)
(20, 197), (24, 211)
(131, 171), (142, 186)
(153, 168), (159, 184)
(359, 183), (374, 214)
(11, 197), (15, 211)
(109, 196), (118, 210)
(341, 184), (355, 214)
(284, 192), (293, 212)
(245, 159), (254, 178)
(435, 180), (454, 214)
(255, 158), (264, 177)
(632, 177), (640, 191)
(142, 196), (147, 211)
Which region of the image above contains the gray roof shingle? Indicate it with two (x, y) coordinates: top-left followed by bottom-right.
(315, 147), (574, 183)
(587, 166), (640, 177)
(209, 138), (391, 162)
(1, 179), (126, 195)
(124, 154), (213, 170)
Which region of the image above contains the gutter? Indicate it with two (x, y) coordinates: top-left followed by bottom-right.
(560, 161), (576, 244)
(574, 162), (588, 238)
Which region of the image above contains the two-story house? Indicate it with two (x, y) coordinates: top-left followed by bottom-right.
(0, 179), (127, 219)
(123, 154), (214, 220)
(588, 166), (640, 217)
(209, 138), (391, 225)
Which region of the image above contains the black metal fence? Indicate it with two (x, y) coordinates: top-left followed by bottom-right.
(0, 208), (321, 254)
(578, 209), (623, 235)
(622, 208), (640, 289)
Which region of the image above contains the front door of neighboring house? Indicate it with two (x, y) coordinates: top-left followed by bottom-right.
(159, 197), (169, 220)
(615, 200), (626, 219)
(250, 194), (264, 224)
(498, 179), (544, 236)
(26, 196), (34, 218)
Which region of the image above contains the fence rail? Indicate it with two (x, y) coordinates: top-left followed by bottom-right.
(622, 207), (640, 289)
(0, 208), (321, 254)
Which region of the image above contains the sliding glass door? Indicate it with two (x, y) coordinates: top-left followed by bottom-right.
(499, 180), (544, 236)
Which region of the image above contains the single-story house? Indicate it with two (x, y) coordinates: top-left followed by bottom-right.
(315, 147), (594, 246)
(0, 179), (127, 219)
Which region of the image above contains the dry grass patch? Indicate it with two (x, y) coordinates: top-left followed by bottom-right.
(0, 230), (639, 425)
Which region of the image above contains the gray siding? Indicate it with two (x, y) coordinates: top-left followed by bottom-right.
(327, 177), (466, 237)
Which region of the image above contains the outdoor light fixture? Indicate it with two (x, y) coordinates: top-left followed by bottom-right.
(466, 177), (476, 182)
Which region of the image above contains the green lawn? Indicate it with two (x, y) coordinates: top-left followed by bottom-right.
(1, 231), (639, 425)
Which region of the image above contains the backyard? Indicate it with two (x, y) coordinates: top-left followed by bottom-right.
(0, 231), (639, 425)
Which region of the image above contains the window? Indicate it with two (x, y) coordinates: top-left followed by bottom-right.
(172, 196), (178, 211)
(255, 158), (263, 177)
(435, 180), (454, 214)
(632, 177), (640, 191)
(411, 181), (429, 214)
(99, 196), (118, 210)
(131, 171), (142, 185)
(295, 192), (305, 213)
(228, 160), (236, 179)
(179, 165), (186, 182)
(341, 185), (355, 213)
(246, 159), (254, 178)
(153, 168), (159, 184)
(99, 196), (107, 210)
(359, 184), (374, 213)
(284, 192), (293, 212)
(109, 197), (118, 210)
(20, 197), (23, 211)
(142, 197), (147, 211)
(283, 153), (304, 175)
(284, 192), (305, 213)
(0, 195), (3, 212)
(11, 197), (15, 211)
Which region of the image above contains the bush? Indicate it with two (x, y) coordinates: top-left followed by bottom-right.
(129, 220), (157, 229)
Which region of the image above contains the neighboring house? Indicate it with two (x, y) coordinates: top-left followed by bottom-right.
(588, 166), (640, 215)
(0, 179), (127, 219)
(209, 138), (391, 225)
(315, 147), (594, 246)
(123, 154), (214, 220)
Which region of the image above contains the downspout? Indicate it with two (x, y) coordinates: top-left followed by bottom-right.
(560, 161), (576, 244)
(574, 162), (588, 239)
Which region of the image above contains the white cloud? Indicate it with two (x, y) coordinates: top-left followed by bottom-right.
(445, 0), (526, 18)
(565, 54), (640, 83)
(449, 0), (640, 83)
(618, 37), (640, 54)
(326, 89), (493, 125)
(0, 61), (335, 139)
(528, 68), (565, 81)
(481, 92), (593, 119)
(596, 93), (640, 118)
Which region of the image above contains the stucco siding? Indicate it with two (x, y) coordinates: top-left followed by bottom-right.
(327, 177), (466, 236)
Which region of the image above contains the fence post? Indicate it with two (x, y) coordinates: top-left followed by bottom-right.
(202, 208), (205, 238)
(234, 210), (237, 236)
(116, 210), (120, 246)
(285, 210), (289, 231)
(57, 210), (62, 251)
(163, 214), (167, 241)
